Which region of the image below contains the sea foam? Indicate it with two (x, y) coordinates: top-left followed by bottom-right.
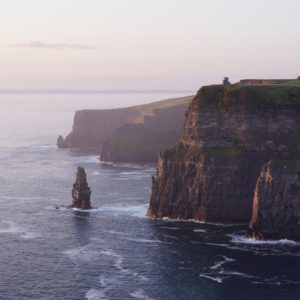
(229, 234), (299, 246)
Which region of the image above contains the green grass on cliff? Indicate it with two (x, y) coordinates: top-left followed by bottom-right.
(135, 95), (193, 116)
(163, 142), (248, 161)
(202, 145), (247, 158)
(197, 85), (300, 108)
(267, 159), (300, 173)
(282, 79), (300, 86)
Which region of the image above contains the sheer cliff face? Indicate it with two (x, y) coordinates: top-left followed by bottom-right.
(247, 160), (300, 239)
(57, 96), (192, 162)
(148, 85), (300, 223)
(100, 105), (188, 163)
(59, 108), (143, 148)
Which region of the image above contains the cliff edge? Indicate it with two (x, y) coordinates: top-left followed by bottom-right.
(58, 96), (192, 162)
(148, 85), (300, 225)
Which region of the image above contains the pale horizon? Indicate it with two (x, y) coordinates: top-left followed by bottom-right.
(1, 0), (300, 90)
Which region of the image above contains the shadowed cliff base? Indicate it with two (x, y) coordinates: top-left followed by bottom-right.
(148, 83), (300, 237)
(57, 95), (192, 163)
(246, 160), (300, 240)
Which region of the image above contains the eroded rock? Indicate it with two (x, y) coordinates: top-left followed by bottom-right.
(246, 160), (300, 240)
(71, 166), (91, 209)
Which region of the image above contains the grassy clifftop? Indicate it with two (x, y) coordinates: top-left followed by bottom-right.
(197, 85), (300, 108)
(133, 95), (192, 116)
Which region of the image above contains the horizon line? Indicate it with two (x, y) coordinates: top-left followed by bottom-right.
(0, 88), (195, 95)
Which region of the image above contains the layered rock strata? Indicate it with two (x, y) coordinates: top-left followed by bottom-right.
(57, 96), (192, 162)
(148, 85), (300, 224)
(246, 160), (300, 240)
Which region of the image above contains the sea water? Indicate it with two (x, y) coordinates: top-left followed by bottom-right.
(0, 93), (299, 300)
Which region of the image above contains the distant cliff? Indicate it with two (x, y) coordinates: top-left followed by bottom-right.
(58, 96), (192, 162)
(148, 85), (300, 228)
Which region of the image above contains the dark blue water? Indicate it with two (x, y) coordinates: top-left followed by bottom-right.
(0, 94), (300, 300)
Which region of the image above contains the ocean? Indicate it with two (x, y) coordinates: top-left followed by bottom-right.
(0, 93), (299, 300)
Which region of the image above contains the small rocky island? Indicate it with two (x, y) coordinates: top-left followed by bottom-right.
(71, 166), (91, 209)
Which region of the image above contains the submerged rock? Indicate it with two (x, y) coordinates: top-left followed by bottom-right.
(71, 166), (91, 209)
(246, 160), (300, 240)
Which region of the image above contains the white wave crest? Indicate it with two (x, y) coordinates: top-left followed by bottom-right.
(193, 229), (207, 233)
(74, 204), (148, 218)
(0, 221), (23, 234)
(20, 231), (41, 239)
(130, 290), (154, 300)
(229, 234), (299, 245)
(0, 221), (41, 240)
(85, 288), (107, 300)
(100, 250), (148, 282)
(199, 274), (225, 283)
(220, 271), (256, 279)
(210, 256), (235, 270)
(63, 245), (99, 262)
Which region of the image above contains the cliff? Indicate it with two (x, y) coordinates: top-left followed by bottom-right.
(58, 96), (192, 162)
(246, 160), (300, 240)
(100, 104), (189, 162)
(148, 85), (300, 224)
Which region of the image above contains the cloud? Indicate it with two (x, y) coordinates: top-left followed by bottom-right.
(9, 41), (97, 50)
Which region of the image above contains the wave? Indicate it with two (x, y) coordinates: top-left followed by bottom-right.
(0, 221), (23, 234)
(193, 229), (207, 233)
(229, 234), (299, 246)
(210, 256), (235, 270)
(63, 245), (99, 262)
(85, 288), (107, 300)
(20, 232), (41, 239)
(29, 144), (57, 150)
(92, 171), (101, 176)
(71, 156), (100, 164)
(116, 176), (151, 181)
(206, 241), (300, 257)
(160, 217), (240, 227)
(0, 221), (41, 240)
(130, 290), (154, 300)
(100, 249), (148, 282)
(99, 161), (155, 171)
(73, 203), (148, 218)
(158, 226), (181, 230)
(219, 271), (256, 279)
(199, 274), (225, 283)
(123, 237), (166, 244)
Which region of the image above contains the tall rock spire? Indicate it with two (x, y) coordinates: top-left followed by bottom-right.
(71, 166), (91, 209)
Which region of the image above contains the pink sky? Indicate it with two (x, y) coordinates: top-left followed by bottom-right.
(0, 0), (300, 90)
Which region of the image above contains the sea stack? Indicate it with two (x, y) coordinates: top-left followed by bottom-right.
(71, 166), (91, 209)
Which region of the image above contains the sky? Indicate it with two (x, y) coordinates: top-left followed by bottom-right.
(0, 0), (300, 90)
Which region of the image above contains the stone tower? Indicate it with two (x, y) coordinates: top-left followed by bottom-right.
(223, 77), (231, 85)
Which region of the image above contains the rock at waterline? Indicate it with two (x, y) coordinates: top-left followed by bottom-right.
(71, 166), (91, 209)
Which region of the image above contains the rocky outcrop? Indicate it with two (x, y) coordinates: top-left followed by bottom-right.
(71, 166), (91, 209)
(246, 160), (300, 240)
(57, 96), (192, 162)
(148, 85), (300, 224)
